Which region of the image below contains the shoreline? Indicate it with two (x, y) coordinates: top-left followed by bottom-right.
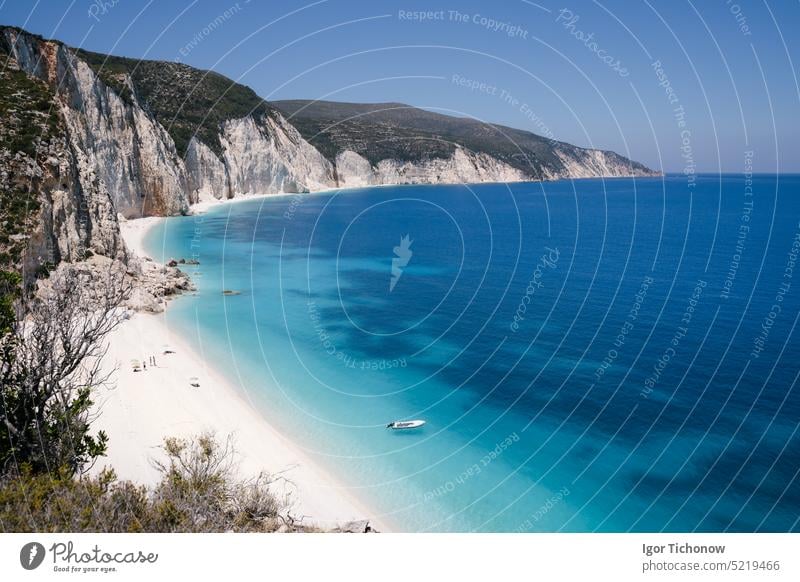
(95, 200), (390, 531)
(185, 173), (665, 216)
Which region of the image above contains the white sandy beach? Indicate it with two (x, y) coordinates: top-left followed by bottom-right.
(92, 202), (386, 530)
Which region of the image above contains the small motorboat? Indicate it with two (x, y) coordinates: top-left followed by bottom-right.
(386, 420), (426, 430)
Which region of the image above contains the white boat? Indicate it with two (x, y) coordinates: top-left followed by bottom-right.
(386, 420), (426, 430)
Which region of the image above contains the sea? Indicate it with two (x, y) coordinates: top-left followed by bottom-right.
(144, 174), (800, 532)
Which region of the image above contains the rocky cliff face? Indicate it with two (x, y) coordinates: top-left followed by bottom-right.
(0, 26), (339, 280)
(0, 26), (658, 281)
(2, 28), (335, 218)
(274, 99), (660, 183)
(333, 142), (650, 188)
(216, 114), (335, 196)
(2, 28), (189, 228)
(0, 31), (125, 283)
(185, 113), (337, 201)
(546, 147), (650, 180)
(335, 147), (527, 188)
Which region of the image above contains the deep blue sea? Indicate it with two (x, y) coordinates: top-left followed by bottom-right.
(145, 175), (800, 532)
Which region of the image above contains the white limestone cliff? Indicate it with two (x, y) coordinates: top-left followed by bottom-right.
(185, 137), (228, 202)
(216, 113), (336, 197)
(1, 26), (657, 282)
(548, 148), (647, 180)
(335, 147), (528, 188)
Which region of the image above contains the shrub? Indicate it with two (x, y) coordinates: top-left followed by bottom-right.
(0, 433), (304, 533)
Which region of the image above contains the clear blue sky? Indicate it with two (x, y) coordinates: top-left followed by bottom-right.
(2, 0), (798, 172)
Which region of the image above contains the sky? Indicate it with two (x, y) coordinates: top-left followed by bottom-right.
(2, 0), (798, 173)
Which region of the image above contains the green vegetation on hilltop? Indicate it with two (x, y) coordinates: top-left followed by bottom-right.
(274, 99), (557, 175)
(275, 100), (655, 179)
(286, 116), (458, 166)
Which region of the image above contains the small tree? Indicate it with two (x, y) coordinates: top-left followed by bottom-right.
(0, 261), (131, 476)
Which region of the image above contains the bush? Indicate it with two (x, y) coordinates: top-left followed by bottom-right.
(0, 466), (149, 532)
(148, 433), (288, 532)
(0, 433), (307, 533)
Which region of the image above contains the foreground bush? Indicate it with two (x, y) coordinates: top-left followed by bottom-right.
(1, 263), (130, 475)
(0, 433), (315, 533)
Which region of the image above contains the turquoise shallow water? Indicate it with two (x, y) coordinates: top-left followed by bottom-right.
(145, 175), (800, 532)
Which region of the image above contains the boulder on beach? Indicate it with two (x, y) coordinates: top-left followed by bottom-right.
(332, 520), (375, 533)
